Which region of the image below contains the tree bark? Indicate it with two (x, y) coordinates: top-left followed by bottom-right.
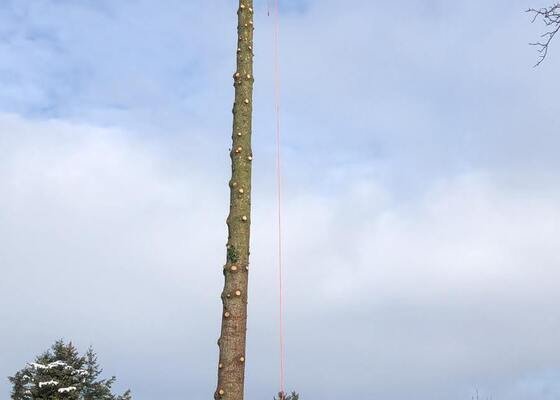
(215, 1), (254, 400)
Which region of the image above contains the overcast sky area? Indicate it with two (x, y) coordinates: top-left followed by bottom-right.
(1, 0), (560, 399)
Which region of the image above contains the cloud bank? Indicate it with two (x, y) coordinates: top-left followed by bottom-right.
(2, 0), (560, 399)
(1, 114), (559, 399)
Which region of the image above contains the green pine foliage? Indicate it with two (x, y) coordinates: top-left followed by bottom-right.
(274, 391), (300, 400)
(8, 340), (131, 400)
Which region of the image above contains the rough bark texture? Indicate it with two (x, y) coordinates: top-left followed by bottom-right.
(214, 1), (254, 400)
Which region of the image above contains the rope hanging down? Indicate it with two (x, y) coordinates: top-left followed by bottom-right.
(271, 0), (286, 396)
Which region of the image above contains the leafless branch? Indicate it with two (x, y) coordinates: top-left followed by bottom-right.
(527, 3), (560, 66)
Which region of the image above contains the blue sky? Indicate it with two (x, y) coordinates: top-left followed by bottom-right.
(1, 1), (560, 399)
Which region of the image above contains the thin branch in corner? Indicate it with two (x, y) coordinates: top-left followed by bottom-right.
(527, 3), (560, 66)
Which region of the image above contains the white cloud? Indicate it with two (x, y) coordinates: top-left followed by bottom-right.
(276, 172), (560, 399)
(0, 3), (559, 400)
(1, 114), (559, 399)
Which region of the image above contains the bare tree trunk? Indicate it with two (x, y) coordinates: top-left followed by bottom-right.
(214, 1), (254, 400)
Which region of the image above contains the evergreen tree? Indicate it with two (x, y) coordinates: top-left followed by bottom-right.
(8, 340), (131, 400)
(9, 371), (29, 400)
(274, 391), (300, 400)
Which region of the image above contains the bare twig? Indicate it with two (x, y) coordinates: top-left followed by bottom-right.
(527, 3), (560, 66)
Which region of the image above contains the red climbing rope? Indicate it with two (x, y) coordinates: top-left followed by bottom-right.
(272, 0), (286, 396)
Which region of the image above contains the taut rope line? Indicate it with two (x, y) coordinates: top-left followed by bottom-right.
(272, 0), (285, 396)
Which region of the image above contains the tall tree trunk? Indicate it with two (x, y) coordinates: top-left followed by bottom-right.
(215, 1), (254, 400)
